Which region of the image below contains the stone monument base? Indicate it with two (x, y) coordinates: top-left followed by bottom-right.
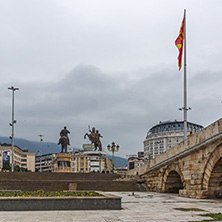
(54, 153), (71, 173)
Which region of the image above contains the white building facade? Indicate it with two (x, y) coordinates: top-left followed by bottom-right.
(35, 151), (112, 173)
(144, 121), (203, 161)
(35, 153), (55, 172)
(0, 144), (35, 172)
(71, 151), (106, 173)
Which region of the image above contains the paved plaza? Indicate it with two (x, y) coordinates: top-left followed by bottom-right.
(0, 192), (221, 222)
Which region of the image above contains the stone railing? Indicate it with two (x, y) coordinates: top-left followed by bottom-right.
(149, 118), (222, 170)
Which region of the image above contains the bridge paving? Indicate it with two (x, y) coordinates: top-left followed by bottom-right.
(0, 192), (221, 222)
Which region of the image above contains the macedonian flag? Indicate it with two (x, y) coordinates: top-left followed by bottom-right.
(175, 17), (185, 70)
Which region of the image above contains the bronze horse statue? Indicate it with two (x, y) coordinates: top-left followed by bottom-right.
(58, 136), (68, 153)
(84, 133), (102, 151)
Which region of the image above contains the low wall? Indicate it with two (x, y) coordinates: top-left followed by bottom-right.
(0, 192), (121, 211)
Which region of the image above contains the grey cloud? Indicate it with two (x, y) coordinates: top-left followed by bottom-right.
(2, 64), (222, 157)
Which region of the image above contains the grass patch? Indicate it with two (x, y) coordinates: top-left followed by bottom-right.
(174, 208), (206, 212)
(200, 213), (222, 221)
(0, 191), (103, 197)
(135, 195), (153, 198)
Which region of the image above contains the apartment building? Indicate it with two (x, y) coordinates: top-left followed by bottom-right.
(0, 143), (35, 171)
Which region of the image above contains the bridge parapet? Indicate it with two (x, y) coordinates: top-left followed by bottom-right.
(149, 118), (222, 170)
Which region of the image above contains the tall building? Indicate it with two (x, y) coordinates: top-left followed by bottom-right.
(0, 143), (35, 172)
(144, 120), (203, 161)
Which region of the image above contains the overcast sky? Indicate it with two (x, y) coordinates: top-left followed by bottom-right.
(1, 0), (222, 157)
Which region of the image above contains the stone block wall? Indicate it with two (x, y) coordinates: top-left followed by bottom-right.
(0, 172), (142, 192)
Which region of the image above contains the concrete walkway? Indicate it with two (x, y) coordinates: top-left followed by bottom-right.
(0, 192), (221, 221)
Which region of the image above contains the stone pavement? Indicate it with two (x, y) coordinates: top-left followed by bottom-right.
(0, 192), (221, 222)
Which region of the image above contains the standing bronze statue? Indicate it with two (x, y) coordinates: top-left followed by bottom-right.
(84, 127), (102, 151)
(58, 126), (70, 153)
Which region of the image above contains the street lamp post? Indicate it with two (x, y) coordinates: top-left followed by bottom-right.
(179, 107), (191, 140)
(38, 135), (43, 172)
(8, 86), (19, 172)
(107, 142), (119, 173)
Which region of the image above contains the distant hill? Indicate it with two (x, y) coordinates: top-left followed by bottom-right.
(0, 137), (127, 168)
(107, 155), (127, 168)
(0, 136), (59, 154)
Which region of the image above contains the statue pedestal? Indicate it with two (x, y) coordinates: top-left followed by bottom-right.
(54, 153), (71, 172)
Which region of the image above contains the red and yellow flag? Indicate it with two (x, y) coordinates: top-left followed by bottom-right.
(175, 17), (184, 70)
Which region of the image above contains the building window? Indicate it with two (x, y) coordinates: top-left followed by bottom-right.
(129, 162), (135, 170)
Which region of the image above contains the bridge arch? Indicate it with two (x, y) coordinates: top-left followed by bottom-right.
(202, 143), (222, 197)
(162, 164), (184, 193)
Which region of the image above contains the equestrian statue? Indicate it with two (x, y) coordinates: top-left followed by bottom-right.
(84, 126), (102, 151)
(58, 126), (70, 153)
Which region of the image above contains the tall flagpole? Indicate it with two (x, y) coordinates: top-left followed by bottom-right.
(183, 9), (188, 140)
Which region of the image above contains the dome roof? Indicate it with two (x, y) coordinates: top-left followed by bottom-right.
(147, 120), (203, 136)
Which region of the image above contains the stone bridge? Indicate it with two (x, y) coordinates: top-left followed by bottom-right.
(140, 118), (222, 199)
